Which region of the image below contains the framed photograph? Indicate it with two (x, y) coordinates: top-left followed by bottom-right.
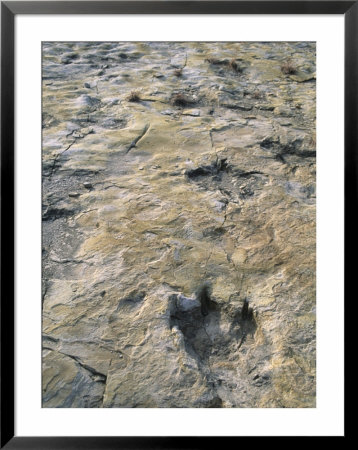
(1, 0), (351, 447)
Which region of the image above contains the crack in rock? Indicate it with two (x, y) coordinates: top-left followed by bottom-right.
(125, 123), (150, 154)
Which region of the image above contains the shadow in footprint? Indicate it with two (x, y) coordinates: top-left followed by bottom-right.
(196, 281), (217, 317)
(170, 282), (220, 363)
(231, 299), (257, 350)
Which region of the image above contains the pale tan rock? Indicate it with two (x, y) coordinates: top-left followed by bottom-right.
(42, 42), (316, 408)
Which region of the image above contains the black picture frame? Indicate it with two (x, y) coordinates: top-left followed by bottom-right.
(1, 1), (352, 447)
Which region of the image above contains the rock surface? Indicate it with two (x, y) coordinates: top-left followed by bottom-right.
(42, 42), (316, 408)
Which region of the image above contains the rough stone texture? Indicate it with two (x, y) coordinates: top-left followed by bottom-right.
(42, 42), (316, 408)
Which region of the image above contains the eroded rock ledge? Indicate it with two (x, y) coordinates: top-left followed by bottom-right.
(42, 42), (316, 408)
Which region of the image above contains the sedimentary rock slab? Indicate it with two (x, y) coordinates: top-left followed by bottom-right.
(42, 42), (316, 408)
